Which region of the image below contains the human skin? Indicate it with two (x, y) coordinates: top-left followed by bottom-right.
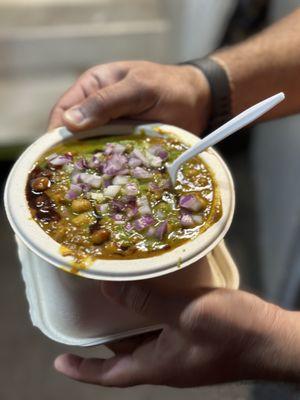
(49, 8), (300, 387)
(55, 283), (300, 387)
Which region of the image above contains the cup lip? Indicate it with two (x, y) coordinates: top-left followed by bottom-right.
(4, 122), (235, 281)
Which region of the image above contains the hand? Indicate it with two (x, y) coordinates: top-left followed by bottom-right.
(48, 61), (211, 134)
(54, 282), (300, 387)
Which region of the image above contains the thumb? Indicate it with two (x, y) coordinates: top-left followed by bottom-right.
(101, 281), (183, 324)
(62, 78), (157, 131)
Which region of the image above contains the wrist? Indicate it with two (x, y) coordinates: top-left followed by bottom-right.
(177, 64), (212, 135)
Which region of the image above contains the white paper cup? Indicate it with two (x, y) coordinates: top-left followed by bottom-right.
(5, 122), (239, 346)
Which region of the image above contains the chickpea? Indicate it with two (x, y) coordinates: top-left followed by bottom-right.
(72, 212), (95, 227)
(71, 198), (92, 213)
(31, 177), (50, 192)
(91, 229), (111, 245)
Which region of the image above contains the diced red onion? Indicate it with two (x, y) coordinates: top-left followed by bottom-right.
(111, 199), (126, 212)
(70, 183), (83, 194)
(132, 167), (152, 179)
(65, 190), (79, 201)
(131, 149), (149, 166)
(148, 145), (168, 160)
(155, 221), (168, 240)
(113, 213), (124, 221)
(138, 196), (151, 215)
(179, 194), (202, 212)
(124, 182), (139, 196)
(71, 171), (81, 184)
(134, 215), (154, 231)
(127, 204), (138, 218)
(128, 157), (142, 168)
(104, 143), (126, 155)
(48, 154), (72, 167)
(88, 155), (102, 170)
(65, 181), (83, 200)
(79, 173), (102, 188)
(180, 213), (194, 228)
(103, 178), (112, 188)
(78, 183), (91, 192)
(112, 175), (130, 185)
(75, 158), (88, 170)
(125, 222), (133, 231)
(103, 185), (121, 198)
(103, 153), (127, 176)
(146, 152), (162, 168)
(192, 215), (203, 224)
(149, 182), (161, 192)
(146, 226), (156, 237)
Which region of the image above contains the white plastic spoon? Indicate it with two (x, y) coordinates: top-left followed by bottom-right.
(167, 92), (285, 185)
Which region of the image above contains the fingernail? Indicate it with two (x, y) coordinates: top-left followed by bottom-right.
(101, 282), (126, 301)
(64, 108), (85, 125)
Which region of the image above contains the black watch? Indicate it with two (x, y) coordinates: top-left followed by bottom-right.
(182, 57), (232, 132)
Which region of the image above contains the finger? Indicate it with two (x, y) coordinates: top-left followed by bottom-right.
(48, 84), (86, 131)
(54, 341), (158, 387)
(101, 281), (185, 324)
(62, 78), (157, 131)
(48, 63), (128, 130)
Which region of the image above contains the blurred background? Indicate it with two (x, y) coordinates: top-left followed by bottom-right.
(1, 0), (300, 399)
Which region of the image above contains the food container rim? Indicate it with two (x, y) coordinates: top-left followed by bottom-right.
(4, 122), (235, 281)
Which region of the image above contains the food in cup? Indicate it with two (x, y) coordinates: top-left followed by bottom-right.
(26, 132), (222, 265)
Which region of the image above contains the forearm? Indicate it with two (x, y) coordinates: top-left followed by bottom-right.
(212, 8), (300, 120)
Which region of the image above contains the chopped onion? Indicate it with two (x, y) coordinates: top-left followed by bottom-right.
(89, 192), (105, 202)
(65, 189), (79, 201)
(192, 215), (203, 224)
(111, 199), (126, 212)
(148, 145), (168, 160)
(146, 152), (162, 168)
(179, 194), (202, 212)
(103, 178), (112, 188)
(105, 143), (126, 155)
(137, 196), (151, 215)
(134, 215), (154, 231)
(127, 205), (138, 218)
(75, 158), (88, 170)
(103, 153), (127, 176)
(180, 213), (194, 228)
(146, 226), (156, 237)
(131, 148), (149, 166)
(155, 221), (168, 240)
(112, 175), (130, 185)
(132, 167), (152, 179)
(149, 182), (161, 192)
(124, 182), (139, 196)
(103, 185), (121, 198)
(48, 153), (72, 166)
(88, 155), (102, 170)
(125, 222), (133, 231)
(113, 213), (124, 221)
(79, 173), (102, 188)
(128, 157), (142, 168)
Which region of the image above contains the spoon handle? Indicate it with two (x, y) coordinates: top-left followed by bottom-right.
(170, 92), (285, 178)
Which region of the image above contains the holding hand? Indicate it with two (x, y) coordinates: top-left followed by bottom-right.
(48, 61), (211, 135)
(54, 282), (300, 387)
